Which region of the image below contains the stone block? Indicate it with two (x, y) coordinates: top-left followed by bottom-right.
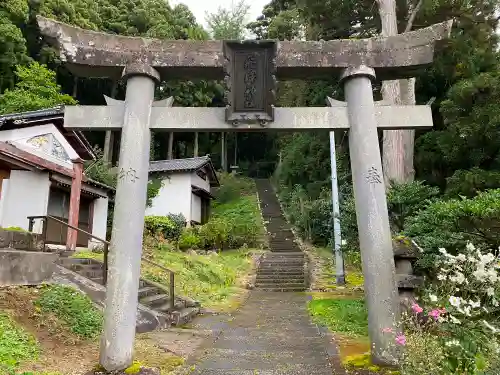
(0, 228), (43, 251)
(0, 249), (58, 286)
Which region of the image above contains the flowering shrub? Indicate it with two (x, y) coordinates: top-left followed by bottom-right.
(383, 242), (500, 374)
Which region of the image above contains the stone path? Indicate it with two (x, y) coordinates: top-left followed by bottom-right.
(186, 291), (335, 375)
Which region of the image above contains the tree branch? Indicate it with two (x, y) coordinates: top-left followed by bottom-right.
(404, 0), (424, 32)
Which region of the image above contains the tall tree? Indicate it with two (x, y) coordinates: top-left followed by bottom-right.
(205, 0), (250, 40)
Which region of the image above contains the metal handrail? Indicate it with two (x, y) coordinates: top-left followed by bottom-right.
(27, 215), (175, 308)
(141, 257), (176, 310)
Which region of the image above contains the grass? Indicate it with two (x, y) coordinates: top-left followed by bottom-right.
(308, 298), (368, 337)
(75, 246), (256, 311)
(35, 285), (103, 340)
(0, 313), (39, 372)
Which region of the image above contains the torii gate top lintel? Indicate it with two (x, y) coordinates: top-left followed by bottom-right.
(36, 15), (452, 81)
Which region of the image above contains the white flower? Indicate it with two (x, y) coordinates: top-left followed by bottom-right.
(450, 271), (465, 284)
(480, 253), (496, 264)
(456, 254), (467, 262)
(449, 315), (461, 324)
(487, 287), (495, 297)
(469, 300), (481, 309)
(466, 242), (476, 252)
(341, 240), (347, 246)
(429, 294), (438, 302)
(445, 339), (461, 347)
(493, 299), (499, 307)
(482, 320), (499, 333)
(439, 248), (448, 254)
(437, 274), (447, 281)
(473, 268), (488, 282)
(487, 269), (498, 283)
(468, 256), (477, 263)
(440, 268), (450, 273)
(449, 296), (461, 308)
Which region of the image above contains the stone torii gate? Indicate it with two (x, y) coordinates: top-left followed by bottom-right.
(37, 16), (451, 371)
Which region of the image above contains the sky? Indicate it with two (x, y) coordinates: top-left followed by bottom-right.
(170, 0), (269, 29)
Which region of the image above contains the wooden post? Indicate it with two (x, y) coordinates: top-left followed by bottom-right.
(168, 132), (174, 159)
(66, 160), (84, 251)
(194, 132), (199, 157)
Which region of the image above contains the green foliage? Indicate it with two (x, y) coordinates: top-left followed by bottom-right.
(308, 298), (368, 337)
(144, 215), (186, 241)
(146, 177), (163, 207)
(213, 172), (255, 204)
(205, 0), (250, 40)
(0, 313), (39, 372)
(0, 62), (75, 114)
(178, 228), (201, 250)
(1, 226), (26, 232)
(404, 189), (500, 267)
(445, 168), (500, 198)
(387, 181), (441, 231)
(35, 285), (102, 340)
(197, 195), (263, 250)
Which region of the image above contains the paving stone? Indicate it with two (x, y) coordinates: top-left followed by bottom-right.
(188, 292), (334, 374)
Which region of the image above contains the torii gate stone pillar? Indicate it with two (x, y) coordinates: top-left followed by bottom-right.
(37, 15), (452, 370)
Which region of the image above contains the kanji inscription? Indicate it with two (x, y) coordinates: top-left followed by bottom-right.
(366, 166), (382, 184)
(223, 41), (276, 125)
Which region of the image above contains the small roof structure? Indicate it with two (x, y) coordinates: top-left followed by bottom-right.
(0, 106), (95, 160)
(0, 141), (114, 196)
(149, 156), (219, 187)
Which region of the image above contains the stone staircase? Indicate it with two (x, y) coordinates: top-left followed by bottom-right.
(57, 257), (200, 329)
(255, 179), (307, 291)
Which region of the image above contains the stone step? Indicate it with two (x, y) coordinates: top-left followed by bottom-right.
(255, 281), (306, 287)
(264, 252), (305, 257)
(260, 259), (304, 264)
(257, 270), (306, 277)
(255, 286), (307, 292)
(140, 293), (169, 306)
(69, 263), (103, 271)
(157, 300), (186, 313)
(138, 286), (161, 298)
(259, 264), (304, 272)
(171, 307), (200, 326)
(79, 269), (104, 278)
(255, 278), (305, 284)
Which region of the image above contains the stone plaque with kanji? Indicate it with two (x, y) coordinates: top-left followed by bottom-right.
(223, 41), (276, 125)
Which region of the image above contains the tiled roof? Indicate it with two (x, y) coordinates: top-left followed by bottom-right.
(0, 106), (65, 124)
(149, 156), (211, 173)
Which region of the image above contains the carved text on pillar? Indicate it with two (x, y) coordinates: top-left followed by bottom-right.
(366, 166), (382, 184)
(223, 41), (277, 126)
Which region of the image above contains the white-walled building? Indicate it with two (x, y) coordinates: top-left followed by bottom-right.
(0, 107), (113, 249)
(146, 156), (219, 225)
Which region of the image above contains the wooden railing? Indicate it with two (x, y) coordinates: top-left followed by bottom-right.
(26, 215), (176, 306)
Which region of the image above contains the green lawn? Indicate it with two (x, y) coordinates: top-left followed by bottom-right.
(307, 297), (368, 337)
(0, 312), (39, 373)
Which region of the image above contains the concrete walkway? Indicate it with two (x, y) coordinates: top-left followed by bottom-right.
(188, 292), (335, 375)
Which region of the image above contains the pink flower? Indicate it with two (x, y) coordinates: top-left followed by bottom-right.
(429, 309), (442, 320)
(382, 327), (394, 334)
(411, 303), (423, 314)
(395, 334), (406, 346)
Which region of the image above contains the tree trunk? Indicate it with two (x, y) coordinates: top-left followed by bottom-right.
(398, 77), (416, 181)
(378, 0), (407, 186)
(194, 132), (199, 157)
(168, 133), (174, 159)
(221, 132), (227, 171)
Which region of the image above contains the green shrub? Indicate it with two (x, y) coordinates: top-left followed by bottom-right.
(0, 226), (26, 232)
(445, 167), (500, 198)
(35, 285), (102, 339)
(0, 313), (39, 372)
(178, 228), (201, 250)
(213, 172), (255, 204)
(144, 214), (186, 241)
(404, 189), (500, 269)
